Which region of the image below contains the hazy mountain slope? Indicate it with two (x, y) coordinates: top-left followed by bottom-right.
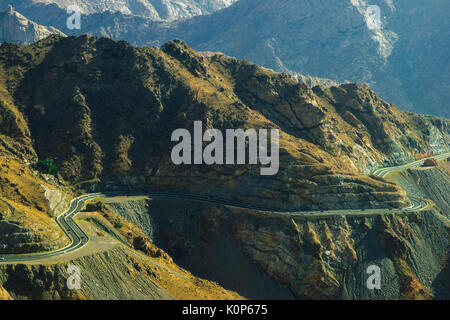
(0, 0), (238, 21)
(156, 0), (449, 118)
(0, 5), (64, 44)
(0, 35), (448, 212)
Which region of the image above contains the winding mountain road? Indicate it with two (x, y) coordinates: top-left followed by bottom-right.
(0, 194), (100, 262)
(1, 152), (448, 263)
(372, 152), (450, 178)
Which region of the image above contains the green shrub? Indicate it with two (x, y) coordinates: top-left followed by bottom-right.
(36, 158), (58, 175)
(114, 222), (123, 229)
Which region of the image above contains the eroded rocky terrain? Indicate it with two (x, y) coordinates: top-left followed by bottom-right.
(87, 190), (449, 300)
(0, 35), (448, 300)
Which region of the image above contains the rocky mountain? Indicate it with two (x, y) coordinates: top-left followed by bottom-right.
(0, 0), (238, 21)
(0, 5), (64, 44)
(0, 35), (448, 211)
(0, 35), (448, 300)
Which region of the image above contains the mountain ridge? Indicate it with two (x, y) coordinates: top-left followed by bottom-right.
(0, 0), (238, 22)
(0, 35), (448, 212)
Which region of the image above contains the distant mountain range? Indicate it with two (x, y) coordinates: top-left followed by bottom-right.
(0, 0), (448, 118)
(142, 0), (449, 118)
(0, 0), (238, 21)
(0, 5), (64, 44)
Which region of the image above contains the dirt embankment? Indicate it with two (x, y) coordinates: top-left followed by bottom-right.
(0, 247), (171, 300)
(2, 36), (449, 212)
(0, 242), (244, 300)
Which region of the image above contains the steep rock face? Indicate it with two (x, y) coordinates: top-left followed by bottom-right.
(0, 5), (64, 44)
(109, 197), (449, 300)
(0, 36), (448, 211)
